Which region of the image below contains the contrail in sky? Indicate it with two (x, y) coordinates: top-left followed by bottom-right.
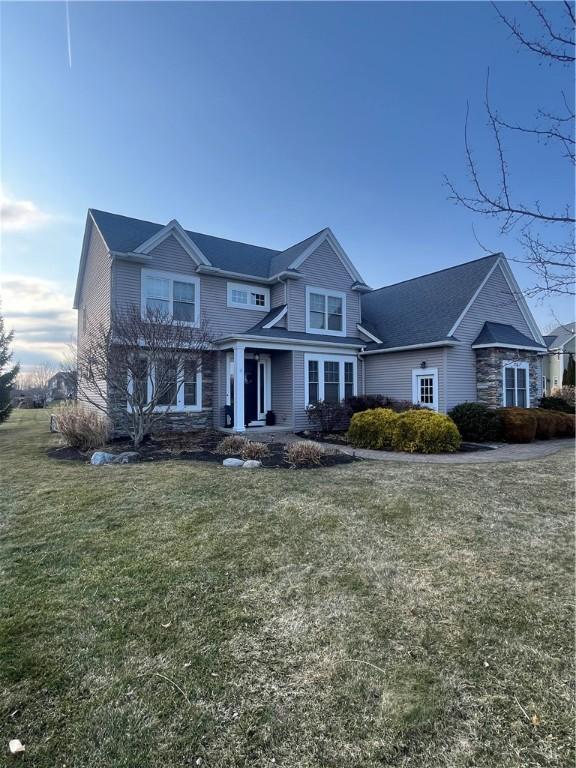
(65, 0), (72, 68)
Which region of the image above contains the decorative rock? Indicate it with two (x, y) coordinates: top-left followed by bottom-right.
(9, 739), (25, 754)
(242, 460), (262, 469)
(90, 451), (117, 466)
(223, 458), (244, 467)
(112, 451), (141, 464)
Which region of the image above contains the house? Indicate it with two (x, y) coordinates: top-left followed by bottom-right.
(542, 323), (576, 393)
(46, 371), (77, 402)
(74, 209), (547, 433)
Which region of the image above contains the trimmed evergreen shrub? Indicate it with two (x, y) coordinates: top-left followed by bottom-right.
(391, 410), (461, 454)
(345, 395), (419, 414)
(532, 409), (562, 439)
(306, 400), (350, 433)
(557, 412), (576, 437)
(497, 409), (537, 443)
(538, 395), (574, 414)
(448, 402), (503, 442)
(347, 408), (400, 449)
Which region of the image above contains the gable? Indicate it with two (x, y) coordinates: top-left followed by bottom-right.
(298, 239), (357, 291)
(282, 229), (366, 285)
(452, 262), (536, 344)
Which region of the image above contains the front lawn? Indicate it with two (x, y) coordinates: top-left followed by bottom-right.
(1, 411), (574, 767)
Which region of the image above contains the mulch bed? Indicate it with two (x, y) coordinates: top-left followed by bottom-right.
(47, 429), (357, 470)
(296, 430), (497, 453)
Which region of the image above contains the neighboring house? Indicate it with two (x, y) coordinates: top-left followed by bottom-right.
(46, 371), (77, 402)
(74, 209), (547, 433)
(542, 323), (576, 393)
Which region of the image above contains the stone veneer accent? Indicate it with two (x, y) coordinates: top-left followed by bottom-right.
(475, 348), (541, 407)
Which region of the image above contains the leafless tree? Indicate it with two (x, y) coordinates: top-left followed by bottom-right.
(76, 305), (214, 448)
(445, 2), (575, 297)
(16, 362), (58, 399)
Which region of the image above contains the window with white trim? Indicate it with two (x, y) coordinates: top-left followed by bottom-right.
(306, 287), (346, 335)
(503, 362), (529, 407)
(141, 270), (199, 324)
(129, 356), (202, 412)
(227, 282), (270, 310)
(304, 354), (357, 405)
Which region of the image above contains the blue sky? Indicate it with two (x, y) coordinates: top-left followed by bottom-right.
(1, 1), (573, 368)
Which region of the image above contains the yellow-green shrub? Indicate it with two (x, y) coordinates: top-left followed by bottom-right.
(347, 408), (399, 449)
(391, 409), (461, 454)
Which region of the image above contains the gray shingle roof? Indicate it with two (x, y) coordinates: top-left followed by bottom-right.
(247, 305), (287, 331)
(90, 209), (311, 279)
(361, 254), (503, 350)
(472, 322), (546, 350)
(234, 328), (366, 346)
(545, 323), (576, 348)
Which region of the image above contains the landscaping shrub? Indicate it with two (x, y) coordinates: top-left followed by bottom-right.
(285, 440), (324, 467)
(347, 408), (399, 449)
(57, 405), (110, 451)
(497, 409), (537, 443)
(346, 395), (421, 414)
(539, 392), (575, 413)
(306, 400), (350, 433)
(391, 409), (461, 454)
(532, 409), (561, 439)
(216, 435), (248, 455)
(557, 412), (576, 437)
(240, 441), (270, 460)
(448, 402), (503, 442)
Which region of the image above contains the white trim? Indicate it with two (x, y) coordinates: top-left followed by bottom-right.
(218, 337), (363, 354)
(226, 282), (270, 311)
(447, 259), (501, 337)
(127, 357), (203, 413)
(303, 353), (357, 407)
(502, 360), (530, 407)
(262, 305), (287, 329)
(356, 323), (383, 344)
(285, 228), (366, 285)
(412, 367), (439, 411)
(141, 268), (200, 326)
(497, 258), (546, 346)
(134, 219), (210, 266)
(359, 340), (460, 356)
(472, 342), (546, 353)
(305, 286), (347, 336)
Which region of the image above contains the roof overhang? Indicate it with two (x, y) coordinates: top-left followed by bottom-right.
(216, 334), (365, 352)
(73, 210), (108, 309)
(472, 342), (547, 353)
(195, 265), (303, 284)
(262, 305), (287, 329)
(359, 339), (461, 356)
(356, 323), (383, 344)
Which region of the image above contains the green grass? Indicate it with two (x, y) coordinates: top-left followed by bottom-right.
(1, 410), (574, 767)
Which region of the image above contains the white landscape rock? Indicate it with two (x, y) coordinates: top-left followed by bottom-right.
(242, 460), (262, 469)
(112, 451), (141, 464)
(223, 458), (244, 467)
(9, 739), (25, 754)
(90, 451), (117, 466)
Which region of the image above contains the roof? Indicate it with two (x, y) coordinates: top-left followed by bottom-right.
(361, 253), (502, 350)
(472, 322), (547, 350)
(248, 305), (287, 331)
(545, 323), (576, 349)
(229, 328), (366, 346)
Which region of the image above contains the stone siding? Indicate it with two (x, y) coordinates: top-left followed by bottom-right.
(475, 348), (541, 407)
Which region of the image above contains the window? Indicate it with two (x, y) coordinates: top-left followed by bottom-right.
(227, 282), (270, 310)
(304, 355), (357, 405)
(503, 362), (529, 408)
(306, 287), (346, 335)
(142, 270), (199, 324)
(128, 356), (202, 412)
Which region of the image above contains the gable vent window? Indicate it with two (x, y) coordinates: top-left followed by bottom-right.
(306, 287), (346, 336)
(142, 270), (199, 325)
(503, 362), (529, 408)
(227, 282), (270, 311)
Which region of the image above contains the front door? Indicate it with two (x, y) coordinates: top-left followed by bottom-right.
(244, 359), (258, 425)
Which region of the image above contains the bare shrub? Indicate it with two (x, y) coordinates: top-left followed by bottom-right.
(57, 405), (110, 451)
(241, 441), (270, 460)
(285, 440), (324, 467)
(216, 435), (249, 455)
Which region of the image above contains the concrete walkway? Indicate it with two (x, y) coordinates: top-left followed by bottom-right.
(317, 438), (574, 464)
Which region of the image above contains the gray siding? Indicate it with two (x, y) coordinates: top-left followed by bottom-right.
(271, 351), (293, 428)
(446, 264), (538, 409)
(77, 221), (112, 411)
(112, 235), (276, 339)
(286, 240), (361, 335)
(363, 348), (447, 412)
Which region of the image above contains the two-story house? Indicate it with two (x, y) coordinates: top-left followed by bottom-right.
(74, 209), (547, 434)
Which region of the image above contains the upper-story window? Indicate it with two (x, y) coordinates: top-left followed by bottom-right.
(305, 287), (346, 336)
(141, 269), (200, 325)
(227, 282), (270, 311)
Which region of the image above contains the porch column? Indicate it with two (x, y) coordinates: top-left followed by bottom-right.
(233, 343), (245, 432)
